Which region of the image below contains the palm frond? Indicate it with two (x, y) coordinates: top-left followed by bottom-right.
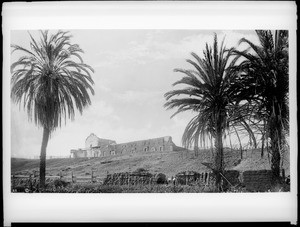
(11, 30), (95, 133)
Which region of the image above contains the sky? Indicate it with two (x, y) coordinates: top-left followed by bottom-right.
(10, 29), (260, 158)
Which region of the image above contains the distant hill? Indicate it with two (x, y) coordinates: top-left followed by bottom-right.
(11, 147), (290, 179)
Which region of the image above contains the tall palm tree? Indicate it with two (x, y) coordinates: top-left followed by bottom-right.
(11, 30), (95, 189)
(233, 30), (289, 182)
(164, 34), (245, 191)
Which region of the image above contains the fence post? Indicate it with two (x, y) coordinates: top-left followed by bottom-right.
(12, 175), (15, 191)
(60, 171), (63, 180)
(206, 172), (209, 184)
(91, 171), (94, 183)
(29, 174), (33, 191)
(205, 172), (209, 185)
(185, 173), (187, 185)
(127, 173), (130, 189)
(72, 172), (75, 183)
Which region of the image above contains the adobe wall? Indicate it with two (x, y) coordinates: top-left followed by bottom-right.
(85, 133), (116, 149)
(85, 133), (100, 148)
(84, 133), (117, 157)
(173, 170), (274, 192)
(222, 170), (274, 191)
(89, 136), (176, 157)
(71, 134), (177, 158)
(223, 170), (240, 186)
(114, 136), (175, 155)
(242, 170), (273, 192)
(70, 149), (87, 158)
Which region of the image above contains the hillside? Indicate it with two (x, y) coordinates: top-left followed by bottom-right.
(232, 148), (290, 176)
(11, 148), (290, 179)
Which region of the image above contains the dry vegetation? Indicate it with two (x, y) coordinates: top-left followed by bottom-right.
(11, 147), (290, 179)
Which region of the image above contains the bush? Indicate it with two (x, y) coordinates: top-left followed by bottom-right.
(155, 173), (167, 184)
(53, 179), (70, 188)
(12, 177), (40, 193)
(134, 168), (148, 173)
(11, 180), (250, 193)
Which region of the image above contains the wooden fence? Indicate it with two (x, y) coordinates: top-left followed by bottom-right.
(11, 171), (104, 186)
(103, 172), (154, 186)
(175, 171), (215, 186)
(11, 170), (227, 187)
(103, 171), (217, 186)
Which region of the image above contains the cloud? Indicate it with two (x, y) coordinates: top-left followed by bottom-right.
(9, 30), (263, 158)
(89, 100), (114, 118)
(113, 90), (163, 104)
(11, 103), (43, 157)
(10, 98), (121, 157)
(93, 30), (259, 69)
(96, 82), (111, 93)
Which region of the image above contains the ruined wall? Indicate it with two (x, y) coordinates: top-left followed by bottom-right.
(89, 136), (177, 157)
(85, 133), (116, 149)
(223, 170), (240, 186)
(114, 136), (175, 155)
(85, 133), (117, 157)
(72, 134), (178, 158)
(173, 170), (274, 192)
(242, 170), (273, 192)
(70, 149), (87, 158)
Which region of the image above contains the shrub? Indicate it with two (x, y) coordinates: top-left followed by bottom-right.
(134, 168), (148, 173)
(13, 185), (27, 192)
(53, 179), (70, 188)
(98, 185), (123, 193)
(155, 173), (167, 184)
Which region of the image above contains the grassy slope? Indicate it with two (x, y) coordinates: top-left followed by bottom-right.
(232, 148), (290, 176)
(11, 148), (290, 179)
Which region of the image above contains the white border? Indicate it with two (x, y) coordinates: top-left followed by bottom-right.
(2, 1), (297, 225)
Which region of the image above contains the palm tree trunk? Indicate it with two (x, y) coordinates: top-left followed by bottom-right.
(261, 134), (265, 158)
(270, 128), (281, 183)
(261, 120), (266, 158)
(214, 126), (224, 191)
(39, 127), (50, 190)
(269, 103), (283, 184)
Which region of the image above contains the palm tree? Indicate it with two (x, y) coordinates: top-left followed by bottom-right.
(164, 34), (245, 191)
(233, 30), (289, 182)
(11, 30), (95, 189)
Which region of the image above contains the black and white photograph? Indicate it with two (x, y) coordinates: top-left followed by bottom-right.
(3, 1), (297, 225)
(9, 29), (291, 193)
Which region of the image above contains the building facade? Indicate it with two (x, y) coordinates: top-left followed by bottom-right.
(70, 133), (179, 158)
(70, 148), (87, 158)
